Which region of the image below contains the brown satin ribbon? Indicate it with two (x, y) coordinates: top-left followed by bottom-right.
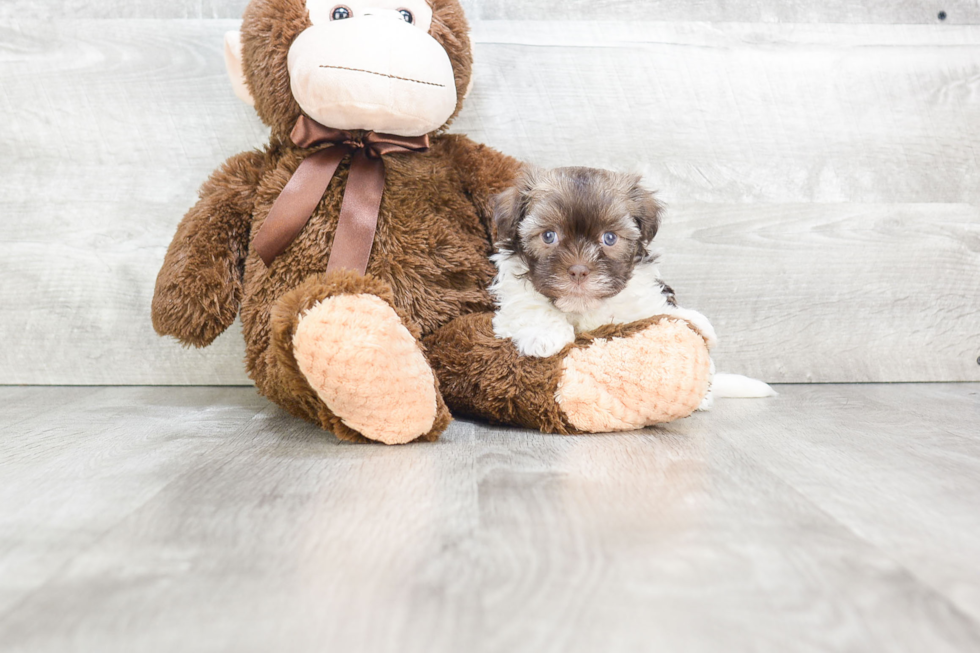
(253, 115), (430, 273)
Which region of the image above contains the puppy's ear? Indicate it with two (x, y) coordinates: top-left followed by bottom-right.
(492, 166), (539, 246)
(627, 175), (663, 243)
(492, 186), (522, 246)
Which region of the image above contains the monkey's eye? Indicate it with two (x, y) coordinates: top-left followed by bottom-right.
(602, 232), (619, 246)
(542, 231), (558, 245)
(398, 9), (414, 23)
(331, 5), (352, 20)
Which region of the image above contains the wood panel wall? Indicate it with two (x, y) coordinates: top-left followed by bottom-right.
(4, 1), (979, 22)
(1, 8), (978, 385)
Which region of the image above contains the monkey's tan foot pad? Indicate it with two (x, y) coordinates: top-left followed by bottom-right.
(293, 294), (439, 445)
(557, 318), (712, 433)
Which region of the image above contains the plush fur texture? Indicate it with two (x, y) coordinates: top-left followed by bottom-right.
(152, 150), (270, 348)
(424, 313), (712, 434)
(153, 0), (713, 443)
(558, 318), (712, 432)
(265, 270), (451, 444)
(294, 293), (440, 444)
(154, 0), (518, 443)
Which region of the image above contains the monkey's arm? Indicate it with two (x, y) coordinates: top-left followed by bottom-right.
(443, 134), (522, 239)
(152, 150), (269, 348)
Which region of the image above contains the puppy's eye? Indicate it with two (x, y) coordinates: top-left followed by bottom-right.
(602, 232), (619, 246)
(398, 8), (414, 23)
(331, 5), (352, 20)
(542, 231), (558, 245)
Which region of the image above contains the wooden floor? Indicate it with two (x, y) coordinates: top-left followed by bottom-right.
(0, 385), (978, 652)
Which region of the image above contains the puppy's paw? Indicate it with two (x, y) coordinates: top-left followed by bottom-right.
(512, 326), (576, 358)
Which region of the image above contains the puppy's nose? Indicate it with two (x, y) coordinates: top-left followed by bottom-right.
(568, 265), (590, 283)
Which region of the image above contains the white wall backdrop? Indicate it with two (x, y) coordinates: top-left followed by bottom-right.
(1, 3), (978, 385)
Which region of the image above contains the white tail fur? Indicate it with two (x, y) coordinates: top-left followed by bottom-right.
(711, 373), (778, 399)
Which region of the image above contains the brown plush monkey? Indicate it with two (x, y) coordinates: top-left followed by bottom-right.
(152, 0), (712, 445)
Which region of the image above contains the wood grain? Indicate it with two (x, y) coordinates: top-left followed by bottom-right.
(472, 0), (980, 24)
(0, 384), (979, 651)
(1, 0), (975, 23)
(0, 20), (264, 386)
(662, 203), (980, 383)
(0, 0), (251, 20)
(0, 0), (480, 20)
(1, 20), (978, 384)
(463, 21), (980, 205)
(0, 387), (269, 617)
(711, 383), (980, 628)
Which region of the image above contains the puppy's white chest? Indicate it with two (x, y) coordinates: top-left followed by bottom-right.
(566, 303), (621, 333)
(567, 265), (673, 333)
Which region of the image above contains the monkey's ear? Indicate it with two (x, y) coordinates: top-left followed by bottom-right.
(628, 175), (663, 243)
(223, 31), (255, 107)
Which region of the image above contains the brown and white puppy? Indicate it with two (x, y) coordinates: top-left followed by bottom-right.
(490, 166), (718, 359)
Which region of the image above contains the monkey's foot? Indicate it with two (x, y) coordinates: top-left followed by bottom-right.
(293, 293), (443, 445)
(556, 318), (712, 433)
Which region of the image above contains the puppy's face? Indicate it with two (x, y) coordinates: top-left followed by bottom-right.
(494, 167), (663, 313)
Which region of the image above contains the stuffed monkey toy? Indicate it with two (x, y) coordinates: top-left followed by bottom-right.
(152, 0), (713, 445)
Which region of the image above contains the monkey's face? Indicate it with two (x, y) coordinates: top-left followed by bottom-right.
(288, 1), (458, 136)
(231, 0), (471, 139)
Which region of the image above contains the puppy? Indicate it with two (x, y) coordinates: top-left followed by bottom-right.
(490, 166), (717, 359)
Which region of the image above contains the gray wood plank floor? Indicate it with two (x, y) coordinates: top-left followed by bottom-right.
(1, 384), (978, 652)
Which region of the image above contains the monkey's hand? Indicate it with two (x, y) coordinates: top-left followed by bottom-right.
(152, 150), (267, 348)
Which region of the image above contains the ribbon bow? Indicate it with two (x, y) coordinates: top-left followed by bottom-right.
(253, 115), (430, 272)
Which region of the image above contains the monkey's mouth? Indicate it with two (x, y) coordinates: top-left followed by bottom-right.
(319, 65), (447, 88)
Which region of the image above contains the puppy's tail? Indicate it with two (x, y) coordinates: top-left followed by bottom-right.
(711, 373), (778, 399)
